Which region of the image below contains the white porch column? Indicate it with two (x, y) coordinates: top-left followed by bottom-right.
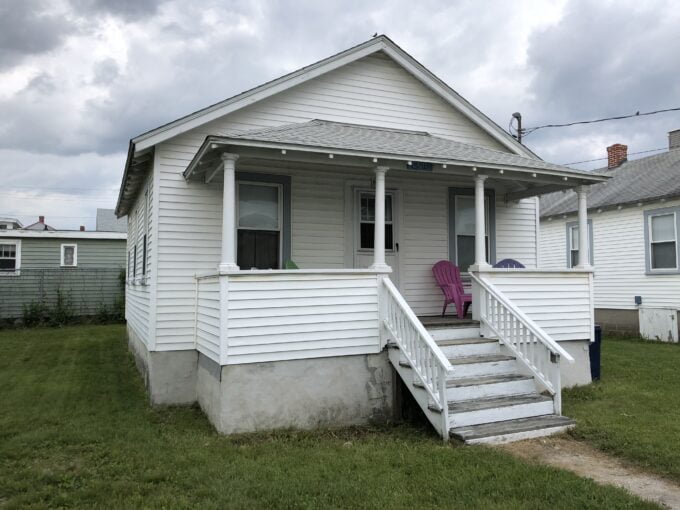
(370, 166), (391, 271)
(576, 185), (591, 268)
(219, 153), (239, 272)
(474, 173), (490, 268)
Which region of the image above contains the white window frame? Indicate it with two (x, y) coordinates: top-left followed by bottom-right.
(356, 190), (396, 253)
(60, 243), (78, 267)
(453, 194), (490, 271)
(646, 209), (679, 273)
(236, 181), (284, 267)
(566, 220), (594, 268)
(0, 239), (21, 276)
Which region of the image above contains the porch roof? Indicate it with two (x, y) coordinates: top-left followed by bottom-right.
(184, 120), (609, 187)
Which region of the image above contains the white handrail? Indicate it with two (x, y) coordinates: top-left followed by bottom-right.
(381, 278), (451, 423)
(469, 272), (574, 363)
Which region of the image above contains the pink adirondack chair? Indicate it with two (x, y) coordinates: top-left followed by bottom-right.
(432, 260), (472, 319)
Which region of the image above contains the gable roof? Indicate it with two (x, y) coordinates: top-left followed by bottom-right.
(131, 35), (532, 157)
(185, 120), (606, 181)
(540, 149), (680, 217)
(116, 35), (539, 216)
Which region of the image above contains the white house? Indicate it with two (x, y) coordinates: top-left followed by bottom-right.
(115, 36), (606, 443)
(540, 132), (680, 342)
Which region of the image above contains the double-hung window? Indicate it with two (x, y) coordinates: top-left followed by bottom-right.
(646, 209), (679, 272)
(452, 194), (490, 272)
(359, 192), (394, 251)
(237, 182), (282, 269)
(566, 220), (593, 268)
(61, 244), (77, 267)
(0, 240), (20, 274)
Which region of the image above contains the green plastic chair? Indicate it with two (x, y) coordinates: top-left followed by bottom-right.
(284, 260), (299, 270)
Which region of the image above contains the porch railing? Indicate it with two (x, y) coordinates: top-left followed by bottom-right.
(381, 277), (450, 434)
(469, 271), (574, 414)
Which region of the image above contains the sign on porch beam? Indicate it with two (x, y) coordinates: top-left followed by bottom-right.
(406, 161), (433, 171)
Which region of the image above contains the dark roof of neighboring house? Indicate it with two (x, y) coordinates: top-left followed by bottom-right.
(96, 208), (127, 232)
(186, 120), (608, 179)
(540, 149), (680, 217)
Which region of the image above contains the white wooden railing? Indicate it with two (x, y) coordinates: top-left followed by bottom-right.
(381, 277), (451, 435)
(470, 272), (574, 414)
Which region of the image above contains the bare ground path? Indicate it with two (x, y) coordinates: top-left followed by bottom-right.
(499, 437), (680, 510)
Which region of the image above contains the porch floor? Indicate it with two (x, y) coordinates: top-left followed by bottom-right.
(418, 315), (478, 328)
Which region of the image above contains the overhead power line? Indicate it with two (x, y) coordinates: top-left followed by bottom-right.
(562, 146), (668, 166)
(509, 106), (680, 140)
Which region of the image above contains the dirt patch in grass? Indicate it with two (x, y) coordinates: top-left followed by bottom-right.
(500, 437), (680, 509)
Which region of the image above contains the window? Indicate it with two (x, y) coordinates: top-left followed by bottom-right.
(359, 192), (394, 251)
(645, 208), (679, 273)
(566, 221), (594, 268)
(237, 182), (282, 269)
(0, 225), (6, 230)
(0, 240), (20, 274)
(60, 244), (77, 267)
(452, 194), (490, 272)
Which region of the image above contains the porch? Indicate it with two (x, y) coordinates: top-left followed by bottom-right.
(185, 120), (603, 440)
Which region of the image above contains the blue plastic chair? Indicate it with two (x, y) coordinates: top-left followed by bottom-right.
(493, 258), (525, 269)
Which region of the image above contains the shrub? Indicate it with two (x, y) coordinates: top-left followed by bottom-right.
(22, 301), (46, 327)
(49, 288), (74, 326)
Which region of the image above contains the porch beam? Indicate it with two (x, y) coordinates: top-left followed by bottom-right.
(219, 153), (240, 272)
(474, 173), (491, 269)
(575, 185), (591, 269)
(505, 184), (573, 201)
(370, 166), (391, 271)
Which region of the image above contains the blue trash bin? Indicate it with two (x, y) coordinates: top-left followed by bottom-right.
(590, 325), (602, 381)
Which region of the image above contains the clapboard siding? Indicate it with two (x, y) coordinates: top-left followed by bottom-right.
(125, 167), (154, 345)
(0, 268), (123, 319)
(484, 271), (593, 341)
(540, 199), (680, 309)
(224, 273), (380, 364)
(152, 51), (530, 351)
(195, 276), (220, 360)
(19, 238), (126, 268)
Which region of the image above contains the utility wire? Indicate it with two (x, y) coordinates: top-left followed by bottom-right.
(562, 146), (668, 166)
(515, 106), (680, 138)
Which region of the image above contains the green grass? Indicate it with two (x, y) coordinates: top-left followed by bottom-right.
(564, 336), (680, 482)
(0, 325), (657, 509)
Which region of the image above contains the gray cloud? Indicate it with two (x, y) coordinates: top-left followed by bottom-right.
(0, 0), (74, 69)
(68, 0), (168, 20)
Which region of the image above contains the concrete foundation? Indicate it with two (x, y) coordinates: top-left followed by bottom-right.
(595, 308), (639, 336)
(127, 325), (197, 405)
(196, 351), (395, 435)
(557, 340), (592, 388)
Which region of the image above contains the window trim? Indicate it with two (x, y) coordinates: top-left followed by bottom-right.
(0, 239), (21, 276)
(644, 207), (680, 274)
(565, 220), (594, 268)
(235, 172), (292, 268)
(356, 189), (397, 253)
(60, 243), (78, 267)
(448, 187), (496, 270)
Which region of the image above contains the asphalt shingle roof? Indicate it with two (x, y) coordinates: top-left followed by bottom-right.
(539, 149), (680, 217)
(230, 120), (601, 177)
(96, 208), (127, 232)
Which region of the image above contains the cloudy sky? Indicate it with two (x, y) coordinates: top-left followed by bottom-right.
(2, 0), (679, 229)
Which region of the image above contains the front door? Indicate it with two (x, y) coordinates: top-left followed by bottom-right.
(353, 189), (400, 286)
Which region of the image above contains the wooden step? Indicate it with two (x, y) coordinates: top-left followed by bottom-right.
(437, 337), (499, 358)
(448, 354), (516, 378)
(450, 415), (575, 445)
(436, 337), (497, 347)
(447, 393), (554, 427)
(449, 354), (515, 365)
(447, 373), (530, 388)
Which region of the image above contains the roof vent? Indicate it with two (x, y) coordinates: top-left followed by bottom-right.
(607, 143), (628, 169)
(669, 129), (680, 151)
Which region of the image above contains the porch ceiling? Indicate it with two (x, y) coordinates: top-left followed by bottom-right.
(184, 120), (608, 199)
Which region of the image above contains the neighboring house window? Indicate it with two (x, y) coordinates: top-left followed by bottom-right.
(0, 240), (20, 274)
(0, 225), (6, 230)
(237, 182), (282, 269)
(566, 220), (593, 268)
(60, 244), (77, 267)
(359, 191), (394, 251)
(645, 208), (680, 273)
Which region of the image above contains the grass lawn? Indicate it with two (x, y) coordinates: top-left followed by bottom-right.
(564, 336), (680, 482)
(0, 325), (657, 509)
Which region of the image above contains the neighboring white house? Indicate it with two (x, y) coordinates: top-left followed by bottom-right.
(115, 36), (607, 443)
(540, 132), (680, 342)
(0, 217), (22, 230)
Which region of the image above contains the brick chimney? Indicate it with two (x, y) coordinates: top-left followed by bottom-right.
(38, 215), (45, 223)
(670, 129), (680, 151)
(607, 143), (628, 169)
(79, 226), (85, 231)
